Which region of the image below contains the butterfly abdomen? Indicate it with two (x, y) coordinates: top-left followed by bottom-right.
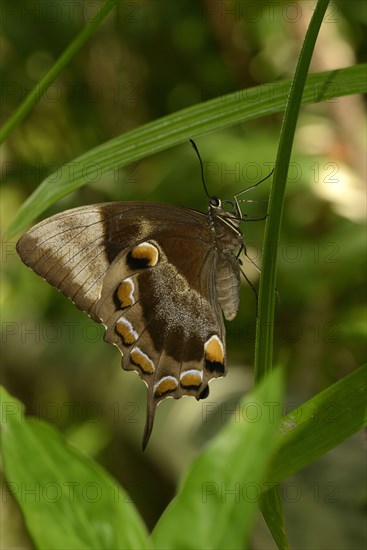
(215, 252), (241, 321)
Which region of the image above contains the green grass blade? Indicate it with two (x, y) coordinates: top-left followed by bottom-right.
(6, 64), (366, 239)
(260, 484), (289, 550)
(1, 386), (152, 550)
(0, 0), (118, 144)
(267, 364), (367, 485)
(152, 368), (284, 550)
(254, 1), (331, 547)
(255, 0), (331, 379)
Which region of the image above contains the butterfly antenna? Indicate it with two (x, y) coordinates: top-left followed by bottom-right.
(190, 139), (211, 199)
(235, 168), (274, 202)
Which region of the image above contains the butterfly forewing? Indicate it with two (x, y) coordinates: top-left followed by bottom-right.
(16, 206), (115, 320)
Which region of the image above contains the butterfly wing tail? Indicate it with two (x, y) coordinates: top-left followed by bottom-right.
(142, 390), (158, 450)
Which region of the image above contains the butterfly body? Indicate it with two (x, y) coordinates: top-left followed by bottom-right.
(17, 199), (243, 447)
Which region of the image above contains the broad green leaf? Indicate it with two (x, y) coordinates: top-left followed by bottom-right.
(267, 364), (367, 485)
(0, 386), (152, 550)
(7, 64), (367, 238)
(152, 368), (284, 550)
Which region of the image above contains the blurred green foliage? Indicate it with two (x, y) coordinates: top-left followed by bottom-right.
(1, 1), (366, 548)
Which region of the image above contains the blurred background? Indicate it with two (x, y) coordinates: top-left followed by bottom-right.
(1, 1), (366, 548)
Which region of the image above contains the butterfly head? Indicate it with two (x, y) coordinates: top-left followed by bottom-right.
(208, 195), (242, 227)
(208, 196), (223, 219)
(209, 195), (238, 214)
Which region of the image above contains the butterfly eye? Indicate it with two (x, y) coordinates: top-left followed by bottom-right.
(209, 196), (221, 207)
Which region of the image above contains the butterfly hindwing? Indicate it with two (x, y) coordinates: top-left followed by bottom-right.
(96, 234), (227, 448)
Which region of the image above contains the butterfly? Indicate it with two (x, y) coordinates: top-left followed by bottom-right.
(16, 142), (268, 448)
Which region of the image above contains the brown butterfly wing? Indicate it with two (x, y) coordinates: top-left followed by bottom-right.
(17, 202), (228, 447)
(16, 202), (207, 320)
(16, 204), (115, 321)
(95, 225), (227, 449)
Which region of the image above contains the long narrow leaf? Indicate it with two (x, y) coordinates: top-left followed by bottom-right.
(0, 0), (118, 144)
(7, 64), (366, 238)
(267, 364), (367, 485)
(260, 484), (289, 550)
(254, 0), (331, 548)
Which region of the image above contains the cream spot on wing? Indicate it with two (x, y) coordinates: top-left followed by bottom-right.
(116, 278), (135, 308)
(130, 346), (155, 374)
(115, 317), (138, 345)
(130, 242), (159, 267)
(204, 335), (225, 373)
(180, 369), (203, 387)
(153, 376), (178, 396)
